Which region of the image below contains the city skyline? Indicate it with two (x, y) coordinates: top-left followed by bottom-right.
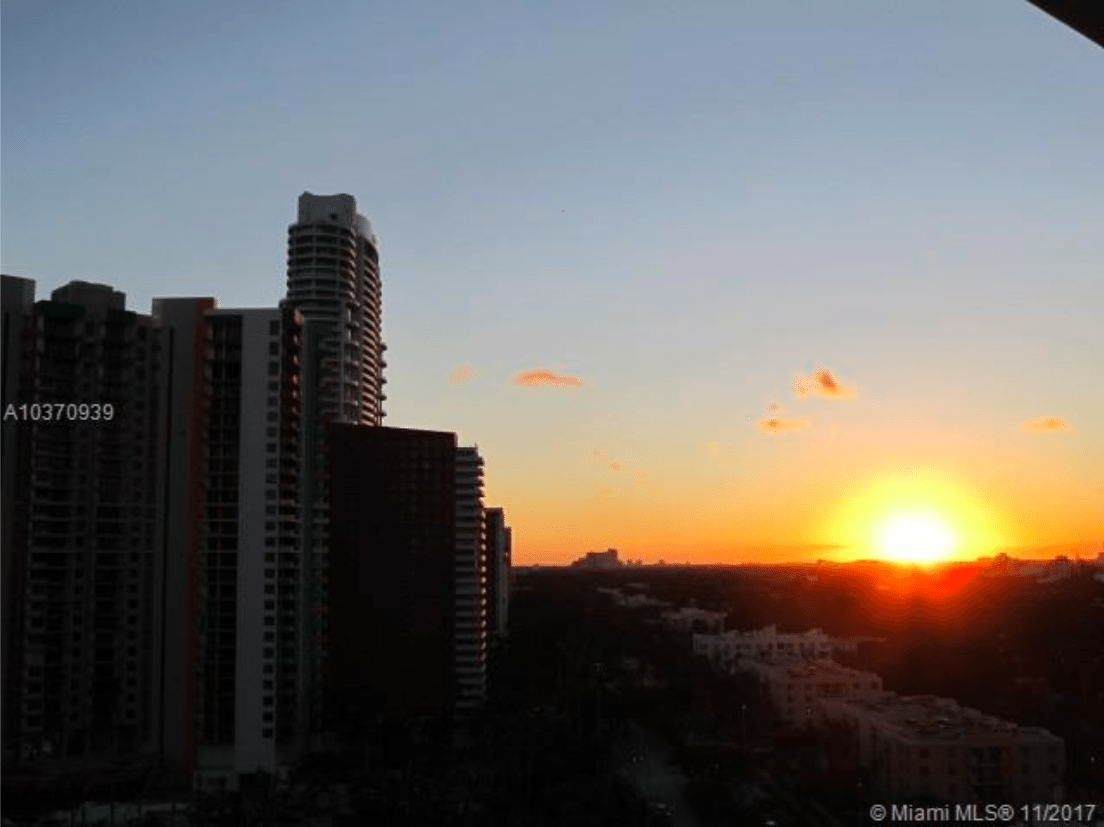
(3, 2), (1101, 564)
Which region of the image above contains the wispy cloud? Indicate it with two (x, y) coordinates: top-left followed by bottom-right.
(756, 401), (810, 433)
(1023, 416), (1072, 433)
(449, 364), (475, 386)
(593, 449), (642, 479)
(758, 416), (811, 433)
(794, 367), (856, 399)
(512, 368), (583, 387)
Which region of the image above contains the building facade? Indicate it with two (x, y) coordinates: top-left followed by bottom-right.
(454, 447), (487, 713)
(327, 426), (494, 719)
(483, 507), (511, 644)
(663, 607), (726, 634)
(191, 307), (305, 789)
(283, 192), (387, 744)
(819, 692), (1065, 803)
(692, 625), (834, 672)
(739, 658), (884, 729)
(2, 279), (161, 763)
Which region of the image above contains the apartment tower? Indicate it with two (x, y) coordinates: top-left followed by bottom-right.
(454, 447), (487, 713)
(1, 278), (160, 763)
(283, 192), (386, 745)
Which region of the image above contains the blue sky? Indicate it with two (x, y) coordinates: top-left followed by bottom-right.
(4, 1), (1101, 562)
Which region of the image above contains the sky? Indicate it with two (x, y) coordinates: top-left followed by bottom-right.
(3, 1), (1101, 565)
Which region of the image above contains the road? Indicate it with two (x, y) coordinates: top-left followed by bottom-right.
(613, 722), (703, 827)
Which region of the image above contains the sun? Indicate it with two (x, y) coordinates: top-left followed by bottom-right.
(877, 512), (956, 563)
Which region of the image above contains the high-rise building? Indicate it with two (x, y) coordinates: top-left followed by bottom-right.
(454, 447), (487, 713)
(326, 428), (494, 719)
(149, 296), (217, 778)
(284, 192), (385, 427)
(483, 507), (511, 644)
(1, 275), (36, 762)
(1, 278), (160, 763)
(327, 425), (458, 720)
(284, 192), (386, 744)
(152, 300), (306, 789)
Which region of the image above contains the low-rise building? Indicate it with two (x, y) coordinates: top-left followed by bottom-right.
(818, 692), (1065, 803)
(692, 625), (833, 670)
(662, 607), (726, 634)
(739, 658), (883, 728)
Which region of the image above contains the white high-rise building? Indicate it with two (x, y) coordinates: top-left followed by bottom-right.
(152, 301), (306, 790)
(454, 447), (487, 712)
(284, 192), (386, 745)
(285, 192), (385, 426)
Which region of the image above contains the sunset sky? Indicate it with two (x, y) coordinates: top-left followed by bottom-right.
(3, 2), (1101, 564)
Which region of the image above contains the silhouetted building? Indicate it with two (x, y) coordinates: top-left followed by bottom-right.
(2, 278), (160, 763)
(149, 297), (218, 778)
(483, 507), (511, 644)
(329, 426), (491, 719)
(571, 548), (623, 569)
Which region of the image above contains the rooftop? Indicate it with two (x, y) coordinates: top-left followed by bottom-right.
(830, 692), (1062, 743)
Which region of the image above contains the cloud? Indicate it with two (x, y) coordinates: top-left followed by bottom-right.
(449, 365), (475, 386)
(757, 416), (811, 433)
(1023, 416), (1072, 433)
(794, 367), (856, 399)
(512, 369), (583, 387)
(594, 449), (642, 478)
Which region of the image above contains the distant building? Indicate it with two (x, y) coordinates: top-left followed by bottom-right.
(597, 587), (669, 609)
(571, 548), (623, 569)
(739, 658), (883, 729)
(693, 625), (834, 671)
(483, 507), (512, 643)
(819, 692), (1065, 803)
(662, 607), (726, 634)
